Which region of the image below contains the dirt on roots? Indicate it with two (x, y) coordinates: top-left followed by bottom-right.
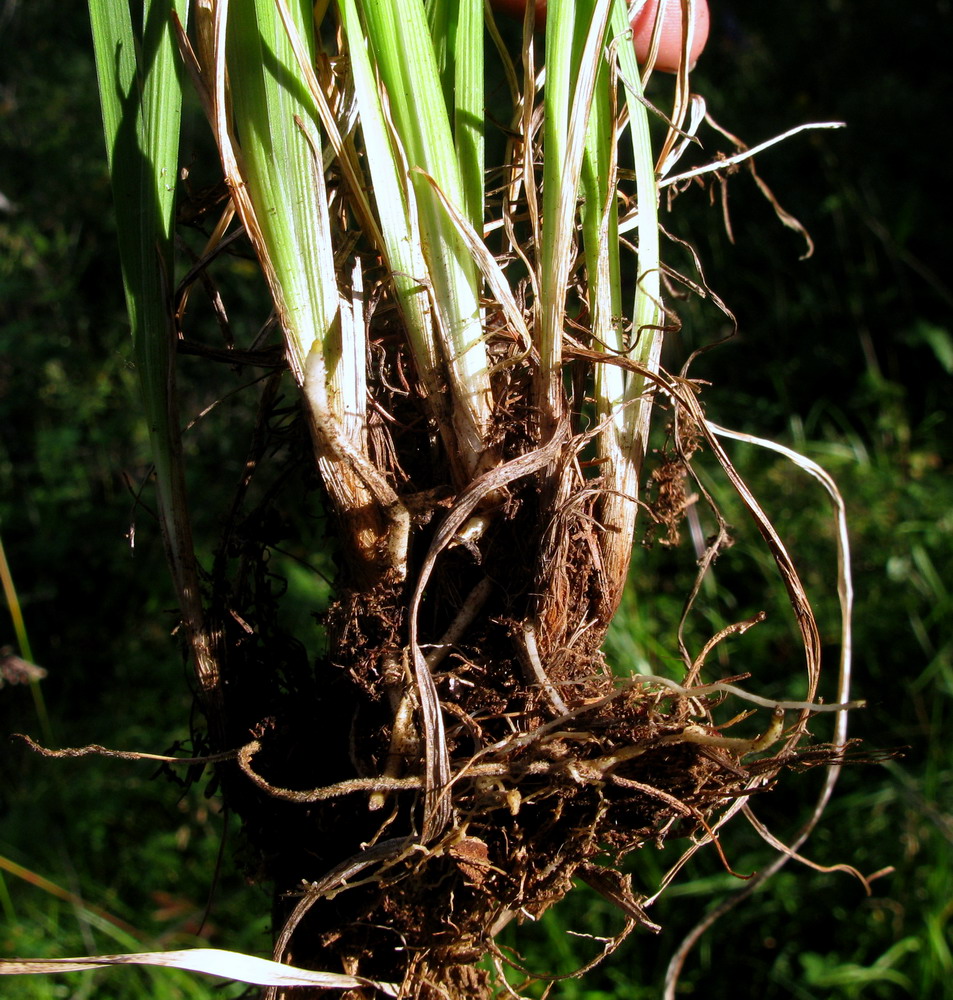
(215, 339), (816, 1000)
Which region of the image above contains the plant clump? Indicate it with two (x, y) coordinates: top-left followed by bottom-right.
(74, 0), (861, 997)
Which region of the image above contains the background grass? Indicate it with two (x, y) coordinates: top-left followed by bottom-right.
(2, 1), (950, 997)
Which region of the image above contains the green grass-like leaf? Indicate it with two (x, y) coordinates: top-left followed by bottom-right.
(358, 0), (493, 480)
(225, 0), (337, 378)
(88, 0), (222, 731)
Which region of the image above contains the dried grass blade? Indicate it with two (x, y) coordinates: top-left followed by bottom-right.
(678, 401), (824, 705)
(650, 0), (701, 169)
(413, 167), (532, 354)
(741, 804), (873, 891)
(707, 423), (853, 740)
(658, 424), (856, 999)
(0, 949), (397, 994)
(660, 121), (846, 191)
(271, 0), (384, 251)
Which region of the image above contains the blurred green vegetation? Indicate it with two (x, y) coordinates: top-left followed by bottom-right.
(2, 1), (950, 997)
